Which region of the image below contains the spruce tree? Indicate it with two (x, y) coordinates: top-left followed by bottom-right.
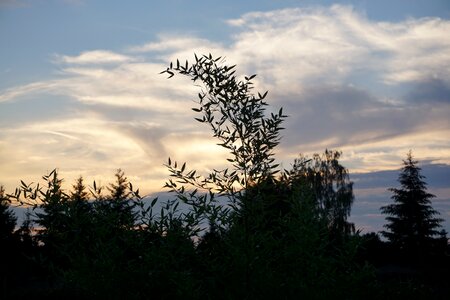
(381, 151), (444, 255)
(98, 169), (136, 229)
(69, 176), (91, 220)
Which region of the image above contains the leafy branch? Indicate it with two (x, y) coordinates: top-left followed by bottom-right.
(161, 54), (286, 204)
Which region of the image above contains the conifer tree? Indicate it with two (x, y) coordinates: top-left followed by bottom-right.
(381, 151), (444, 255)
(70, 176), (89, 203)
(69, 176), (91, 219)
(99, 169), (137, 229)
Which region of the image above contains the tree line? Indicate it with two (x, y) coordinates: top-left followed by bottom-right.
(1, 54), (449, 299)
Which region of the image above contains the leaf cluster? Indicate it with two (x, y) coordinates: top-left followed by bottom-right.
(162, 54), (286, 193)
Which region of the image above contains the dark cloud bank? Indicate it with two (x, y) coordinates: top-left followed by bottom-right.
(280, 83), (450, 151)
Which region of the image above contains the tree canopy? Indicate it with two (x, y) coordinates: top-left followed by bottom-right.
(381, 151), (444, 256)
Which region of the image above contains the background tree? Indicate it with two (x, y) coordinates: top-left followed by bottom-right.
(68, 176), (92, 234)
(289, 150), (355, 237)
(381, 151), (445, 256)
(70, 176), (89, 205)
(22, 170), (69, 256)
(95, 169), (138, 230)
(1, 185), (18, 295)
(0, 185), (16, 242)
(14, 209), (36, 251)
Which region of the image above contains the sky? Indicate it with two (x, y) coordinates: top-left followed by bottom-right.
(1, 0), (450, 233)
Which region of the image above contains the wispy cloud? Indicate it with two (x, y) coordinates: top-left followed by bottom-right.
(0, 81), (62, 103)
(54, 50), (137, 65)
(128, 35), (223, 54)
(224, 5), (450, 88)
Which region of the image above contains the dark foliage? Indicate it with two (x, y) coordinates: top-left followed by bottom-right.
(0, 185), (16, 242)
(381, 151), (445, 258)
(288, 150), (355, 238)
(1, 54), (448, 299)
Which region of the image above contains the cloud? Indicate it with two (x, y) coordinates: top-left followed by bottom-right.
(112, 121), (168, 160)
(224, 5), (450, 90)
(0, 53), (223, 193)
(54, 50), (137, 65)
(406, 78), (450, 103)
(0, 81), (62, 103)
(216, 5), (450, 171)
(1, 4), (450, 196)
(352, 163), (450, 189)
(1, 60), (198, 113)
(0, 117), (171, 193)
(128, 35), (223, 54)
(281, 83), (450, 146)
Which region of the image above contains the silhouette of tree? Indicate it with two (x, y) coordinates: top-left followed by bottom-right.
(14, 209), (36, 250)
(1, 185), (17, 291)
(70, 176), (89, 202)
(68, 176), (91, 226)
(14, 170), (70, 253)
(161, 54), (375, 298)
(381, 151), (445, 256)
(108, 169), (131, 200)
(0, 185), (16, 242)
(162, 54), (287, 235)
(97, 169), (138, 229)
(289, 150), (355, 237)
